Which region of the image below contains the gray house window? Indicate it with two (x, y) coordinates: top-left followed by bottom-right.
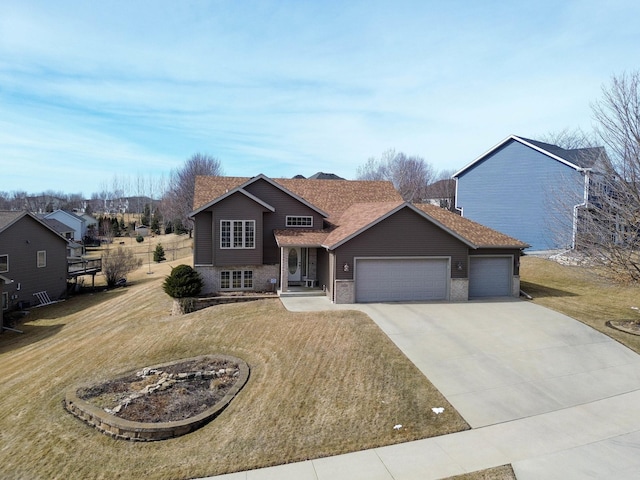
(220, 220), (255, 249)
(286, 216), (313, 227)
(0, 254), (7, 273)
(2, 292), (7, 310)
(220, 270), (253, 289)
(37, 250), (46, 268)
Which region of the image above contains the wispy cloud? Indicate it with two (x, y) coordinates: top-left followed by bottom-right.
(1, 0), (640, 195)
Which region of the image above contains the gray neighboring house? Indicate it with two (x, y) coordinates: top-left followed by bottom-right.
(42, 218), (83, 258)
(0, 211), (68, 322)
(44, 210), (97, 242)
(191, 174), (528, 304)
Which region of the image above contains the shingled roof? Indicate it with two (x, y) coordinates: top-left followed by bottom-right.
(414, 203), (529, 248)
(192, 174), (402, 222)
(274, 201), (528, 249)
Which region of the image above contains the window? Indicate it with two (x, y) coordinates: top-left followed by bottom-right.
(286, 216), (313, 227)
(2, 292), (7, 311)
(220, 270), (253, 290)
(37, 250), (46, 268)
(220, 271), (230, 289)
(220, 220), (255, 249)
(0, 254), (7, 273)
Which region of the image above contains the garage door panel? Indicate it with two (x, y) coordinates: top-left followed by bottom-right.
(469, 256), (511, 298)
(356, 258), (448, 303)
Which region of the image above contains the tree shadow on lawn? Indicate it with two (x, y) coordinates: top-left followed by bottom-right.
(0, 323), (65, 354)
(520, 281), (579, 298)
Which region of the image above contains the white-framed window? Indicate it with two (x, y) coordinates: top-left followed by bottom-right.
(220, 270), (253, 290)
(2, 292), (7, 310)
(0, 254), (7, 273)
(286, 216), (313, 227)
(37, 250), (46, 268)
(220, 220), (255, 249)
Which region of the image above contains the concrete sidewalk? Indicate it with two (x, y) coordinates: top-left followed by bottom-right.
(203, 298), (640, 479)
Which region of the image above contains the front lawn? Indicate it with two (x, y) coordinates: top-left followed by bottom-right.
(0, 258), (468, 479)
(521, 255), (640, 354)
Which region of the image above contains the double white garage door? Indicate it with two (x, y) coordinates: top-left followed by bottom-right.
(355, 256), (512, 303)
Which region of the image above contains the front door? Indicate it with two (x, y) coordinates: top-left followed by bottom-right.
(288, 247), (302, 282)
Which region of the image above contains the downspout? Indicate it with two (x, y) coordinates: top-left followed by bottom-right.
(572, 168), (591, 250)
(453, 176), (463, 216)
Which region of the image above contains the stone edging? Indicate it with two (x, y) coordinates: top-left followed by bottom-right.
(64, 354), (250, 441)
(606, 320), (640, 337)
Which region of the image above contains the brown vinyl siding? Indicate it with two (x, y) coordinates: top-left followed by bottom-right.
(316, 248), (329, 292)
(212, 192), (267, 266)
(0, 215), (68, 309)
(245, 179), (325, 264)
(194, 211), (213, 265)
(333, 208), (469, 280)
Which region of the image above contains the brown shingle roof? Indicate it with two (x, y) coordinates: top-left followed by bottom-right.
(274, 228), (332, 247)
(414, 203), (529, 248)
(192, 175), (402, 221)
(323, 201), (404, 247)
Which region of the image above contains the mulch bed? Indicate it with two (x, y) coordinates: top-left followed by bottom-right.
(78, 358), (240, 423)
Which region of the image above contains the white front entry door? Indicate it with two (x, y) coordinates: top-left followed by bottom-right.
(288, 247), (302, 282)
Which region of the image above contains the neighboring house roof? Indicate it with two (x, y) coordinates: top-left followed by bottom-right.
(0, 210), (69, 241)
(0, 211), (24, 232)
(422, 179), (456, 198)
(42, 218), (74, 235)
(192, 174), (401, 222)
(274, 201), (529, 250)
(307, 172), (345, 180)
(454, 135), (606, 177)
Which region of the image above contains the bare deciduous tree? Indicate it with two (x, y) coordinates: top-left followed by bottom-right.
(539, 128), (597, 150)
(101, 247), (142, 287)
(575, 72), (640, 281)
(356, 149), (435, 202)
(163, 153), (223, 235)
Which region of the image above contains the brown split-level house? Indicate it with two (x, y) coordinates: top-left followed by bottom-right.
(191, 174), (529, 304)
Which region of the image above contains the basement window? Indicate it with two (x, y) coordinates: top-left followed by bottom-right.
(220, 270), (253, 290)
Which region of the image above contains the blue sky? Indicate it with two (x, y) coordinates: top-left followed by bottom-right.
(2, 0), (640, 197)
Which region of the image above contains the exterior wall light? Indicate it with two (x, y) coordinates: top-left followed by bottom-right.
(343, 262), (350, 272)
(457, 261), (463, 271)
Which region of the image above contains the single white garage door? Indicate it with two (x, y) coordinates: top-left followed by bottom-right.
(469, 256), (512, 298)
(355, 258), (449, 303)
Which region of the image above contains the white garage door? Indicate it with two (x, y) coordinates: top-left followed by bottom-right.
(469, 256), (512, 298)
(355, 258), (449, 303)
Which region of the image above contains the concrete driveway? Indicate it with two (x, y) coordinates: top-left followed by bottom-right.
(204, 297), (640, 479)
(282, 297), (640, 427)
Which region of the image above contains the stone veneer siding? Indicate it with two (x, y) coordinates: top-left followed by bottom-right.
(334, 280), (355, 304)
(450, 278), (469, 302)
(512, 275), (521, 297)
(196, 265), (279, 294)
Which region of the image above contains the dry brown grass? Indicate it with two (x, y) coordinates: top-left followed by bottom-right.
(85, 232), (193, 265)
(444, 464), (516, 480)
(521, 255), (640, 354)
(0, 256), (468, 479)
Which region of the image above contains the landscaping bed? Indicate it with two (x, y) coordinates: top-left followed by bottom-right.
(66, 355), (249, 441)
